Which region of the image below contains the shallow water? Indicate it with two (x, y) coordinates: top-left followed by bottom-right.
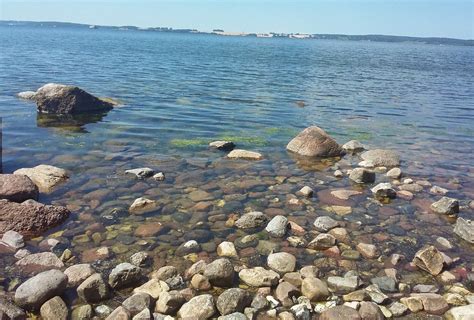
(0, 25), (473, 298)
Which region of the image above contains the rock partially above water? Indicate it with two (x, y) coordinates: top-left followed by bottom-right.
(77, 273), (110, 303)
(342, 140), (365, 152)
(14, 269), (67, 310)
(286, 126), (343, 158)
(0, 199), (70, 238)
(13, 165), (68, 193)
(125, 167), (154, 179)
(431, 197), (459, 215)
(108, 263), (142, 289)
(0, 174), (38, 203)
(265, 215), (288, 237)
(349, 168), (375, 184)
(361, 149), (400, 167)
(17, 91), (37, 100)
(413, 246), (444, 276)
(209, 141), (236, 151)
(235, 212), (268, 229)
(371, 183), (396, 199)
(1, 230), (24, 249)
(454, 217), (473, 244)
(129, 197), (158, 214)
(227, 149), (263, 160)
(32, 83), (115, 114)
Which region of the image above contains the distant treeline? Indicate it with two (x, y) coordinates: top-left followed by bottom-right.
(1, 20), (472, 46)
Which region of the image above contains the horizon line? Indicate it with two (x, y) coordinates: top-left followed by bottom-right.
(2, 19), (473, 42)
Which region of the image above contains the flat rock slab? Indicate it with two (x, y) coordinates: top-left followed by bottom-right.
(0, 199), (70, 239)
(0, 174), (38, 203)
(14, 165), (68, 193)
(15, 252), (64, 275)
(227, 149), (263, 160)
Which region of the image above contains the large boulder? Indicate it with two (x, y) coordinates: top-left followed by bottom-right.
(13, 165), (67, 193)
(14, 269), (68, 310)
(0, 174), (38, 203)
(286, 126), (343, 158)
(33, 83), (115, 114)
(0, 199), (70, 238)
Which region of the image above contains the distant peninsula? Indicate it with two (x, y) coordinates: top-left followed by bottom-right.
(1, 20), (472, 47)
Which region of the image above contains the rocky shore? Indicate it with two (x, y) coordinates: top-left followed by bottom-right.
(1, 122), (473, 319)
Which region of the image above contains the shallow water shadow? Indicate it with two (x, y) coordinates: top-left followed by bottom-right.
(36, 112), (110, 133)
(288, 152), (340, 171)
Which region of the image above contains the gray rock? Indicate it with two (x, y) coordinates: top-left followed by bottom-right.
(0, 174), (38, 203)
(349, 168), (375, 184)
(386, 167), (402, 179)
(342, 140), (365, 152)
(389, 302), (408, 317)
(291, 303), (311, 320)
(445, 304), (474, 320)
(34, 83), (114, 114)
(265, 215), (288, 237)
(94, 305), (113, 317)
(125, 168), (155, 179)
(365, 284), (389, 304)
(227, 149), (263, 160)
(203, 258), (235, 287)
(153, 172), (166, 181)
(13, 165), (68, 193)
(217, 312), (247, 320)
(301, 277), (329, 302)
(17, 91), (36, 100)
(327, 276), (360, 293)
(454, 217), (474, 244)
(1, 230), (24, 249)
(109, 263), (142, 289)
(129, 197), (158, 215)
(130, 252), (151, 267)
(71, 304), (93, 320)
(361, 149), (400, 167)
(431, 197), (459, 215)
(123, 293), (152, 316)
(358, 301), (384, 320)
(153, 266), (178, 281)
(177, 294), (215, 319)
(15, 252), (64, 274)
(239, 267), (280, 287)
(40, 296), (68, 320)
(133, 308), (151, 320)
(155, 291), (185, 315)
(105, 306), (131, 320)
(216, 288), (252, 315)
(298, 186), (314, 197)
(250, 294), (268, 310)
(14, 269), (67, 310)
(286, 126), (343, 158)
(413, 245), (444, 276)
(175, 240), (201, 256)
(267, 252), (296, 274)
(0, 298), (26, 320)
(64, 264), (95, 288)
(235, 212), (268, 229)
(77, 273), (110, 303)
(313, 216), (340, 232)
(371, 183), (396, 199)
(275, 281), (300, 307)
(307, 233), (336, 250)
(370, 276), (397, 293)
(209, 141), (235, 151)
(319, 305), (361, 320)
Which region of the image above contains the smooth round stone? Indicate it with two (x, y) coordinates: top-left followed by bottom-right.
(267, 252), (296, 274)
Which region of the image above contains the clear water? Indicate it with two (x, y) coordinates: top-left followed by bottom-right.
(0, 25), (473, 288)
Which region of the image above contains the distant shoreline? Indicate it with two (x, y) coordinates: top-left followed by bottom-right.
(1, 20), (473, 47)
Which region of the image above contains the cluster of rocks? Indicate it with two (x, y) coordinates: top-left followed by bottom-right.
(0, 166), (70, 237)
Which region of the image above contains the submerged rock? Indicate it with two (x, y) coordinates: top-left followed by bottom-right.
(349, 168), (375, 184)
(431, 197), (459, 215)
(286, 126), (343, 158)
(15, 269), (67, 310)
(454, 217), (473, 244)
(1, 230), (25, 249)
(33, 83), (115, 114)
(15, 252), (64, 274)
(227, 149), (263, 160)
(0, 199), (70, 238)
(13, 165), (68, 193)
(0, 174), (38, 203)
(361, 149), (400, 167)
(371, 183), (396, 199)
(235, 212), (268, 229)
(209, 141), (235, 151)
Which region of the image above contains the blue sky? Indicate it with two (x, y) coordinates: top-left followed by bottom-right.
(1, 0), (473, 39)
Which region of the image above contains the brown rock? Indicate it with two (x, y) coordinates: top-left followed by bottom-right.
(319, 305), (361, 320)
(286, 126), (343, 158)
(134, 222), (164, 237)
(0, 174), (38, 203)
(413, 246), (444, 276)
(0, 199), (69, 238)
(411, 293), (449, 315)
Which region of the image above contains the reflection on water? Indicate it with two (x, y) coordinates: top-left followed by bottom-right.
(36, 111), (111, 133)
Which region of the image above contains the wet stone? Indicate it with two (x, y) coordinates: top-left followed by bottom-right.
(265, 215), (288, 237)
(125, 168), (154, 179)
(239, 267), (280, 287)
(307, 233), (336, 250)
(235, 212), (268, 229)
(454, 217), (474, 244)
(64, 264), (95, 288)
(40, 296), (68, 320)
(122, 293), (152, 316)
(430, 197), (459, 215)
(77, 273), (110, 303)
(301, 277), (329, 302)
(349, 168), (375, 184)
(327, 276), (360, 294)
(370, 276), (397, 292)
(155, 290), (185, 315)
(371, 183), (396, 199)
(358, 302), (384, 320)
(313, 216), (340, 232)
(413, 245), (444, 276)
(108, 263), (142, 289)
(105, 306), (130, 320)
(216, 288), (252, 316)
(267, 252), (296, 274)
(177, 294), (216, 319)
(203, 258), (235, 287)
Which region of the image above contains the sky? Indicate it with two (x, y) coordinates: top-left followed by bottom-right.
(1, 0), (473, 39)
